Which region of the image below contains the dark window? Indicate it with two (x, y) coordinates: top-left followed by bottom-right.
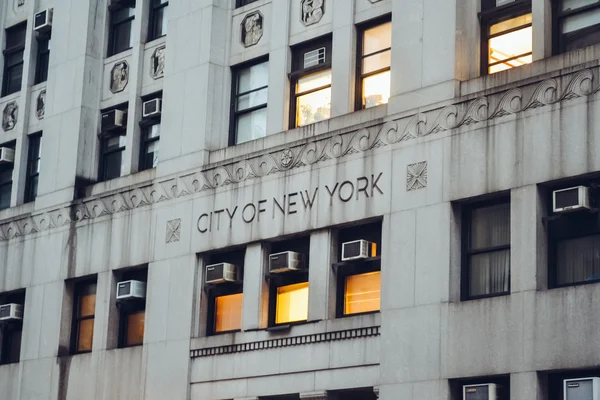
(548, 183), (600, 288)
(99, 135), (126, 181)
(356, 18), (391, 110)
(462, 199), (511, 300)
(0, 142), (16, 210)
(450, 375), (510, 400)
(553, 0), (600, 53)
(480, 0), (532, 75)
(230, 59), (268, 145)
(545, 368), (600, 400)
(236, 0), (259, 7)
(334, 221), (382, 317)
(117, 268), (147, 348)
(0, 290), (25, 365)
(24, 133), (42, 203)
(205, 249), (245, 335)
(332, 388), (378, 400)
(108, 3), (135, 56)
(34, 35), (50, 84)
(71, 280), (97, 354)
(290, 36), (332, 128)
(2, 23), (26, 97)
(148, 0), (168, 41)
(267, 237), (310, 327)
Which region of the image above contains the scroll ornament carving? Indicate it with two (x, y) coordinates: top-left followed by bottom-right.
(0, 68), (597, 242)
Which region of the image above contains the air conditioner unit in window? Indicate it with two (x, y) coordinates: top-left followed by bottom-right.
(142, 98), (162, 118)
(269, 251), (304, 273)
(116, 280), (146, 301)
(34, 9), (53, 33)
(463, 383), (498, 400)
(205, 263), (241, 285)
(101, 109), (126, 133)
(341, 240), (377, 261)
(0, 147), (15, 164)
(564, 377), (600, 400)
(553, 186), (591, 213)
(0, 303), (23, 322)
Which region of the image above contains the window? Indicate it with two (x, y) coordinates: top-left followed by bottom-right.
(480, 0), (532, 74)
(236, 0), (259, 7)
(0, 142), (15, 210)
(71, 280), (97, 354)
(139, 94), (161, 171)
(0, 290), (25, 365)
(357, 19), (391, 109)
(108, 2), (135, 56)
(450, 376), (510, 400)
(99, 135), (126, 181)
(34, 35), (50, 84)
(2, 23), (26, 97)
(230, 59), (268, 145)
(268, 237), (310, 326)
(205, 249), (245, 335)
(545, 368), (600, 400)
(290, 37), (332, 128)
(548, 183), (600, 287)
(25, 133), (42, 203)
(462, 199), (511, 299)
(554, 0), (600, 53)
(331, 388), (378, 400)
(117, 268), (147, 347)
(148, 0), (168, 41)
(335, 221), (382, 317)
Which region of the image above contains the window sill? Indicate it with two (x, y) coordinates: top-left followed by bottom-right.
(208, 329), (242, 336)
(105, 48), (133, 64)
(0, 91), (21, 102)
(68, 350), (93, 356)
(550, 279), (600, 290)
(232, 0), (267, 16)
(337, 310), (380, 319)
(461, 291), (510, 302)
(144, 36), (167, 50)
(266, 319), (320, 333)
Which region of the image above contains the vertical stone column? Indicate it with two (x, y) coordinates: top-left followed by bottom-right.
(307, 229), (335, 321)
(330, 0), (356, 117)
(532, 0), (552, 60)
(241, 242), (268, 330)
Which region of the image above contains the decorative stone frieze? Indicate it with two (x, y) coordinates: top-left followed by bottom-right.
(242, 11), (263, 47)
(2, 101), (18, 131)
(150, 46), (165, 79)
(110, 61), (129, 93)
(406, 161), (427, 191)
(301, 0), (324, 26)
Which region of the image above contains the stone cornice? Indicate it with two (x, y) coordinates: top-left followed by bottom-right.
(0, 67), (596, 242)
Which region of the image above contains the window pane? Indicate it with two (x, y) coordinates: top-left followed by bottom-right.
(5, 329), (22, 363)
(152, 6), (167, 38)
(237, 87), (268, 111)
(489, 13), (532, 36)
(362, 70), (390, 108)
(77, 319), (94, 352)
(0, 183), (11, 210)
(103, 151), (123, 180)
(469, 249), (510, 296)
(126, 311), (145, 346)
(564, 27), (600, 51)
(296, 87), (331, 127)
(5, 64), (24, 95)
(113, 21), (133, 54)
(557, 234), (600, 286)
(362, 50), (391, 75)
(363, 22), (392, 55)
(238, 62), (269, 93)
(6, 25), (26, 49)
(296, 69), (332, 94)
(344, 271), (381, 315)
(79, 294), (96, 317)
(488, 25), (532, 72)
(27, 175), (38, 201)
(236, 107), (267, 144)
(143, 140), (159, 169)
(214, 293), (243, 332)
(561, 0), (600, 12)
(276, 282), (308, 324)
(470, 203), (510, 250)
(113, 7), (135, 22)
(562, 8), (600, 33)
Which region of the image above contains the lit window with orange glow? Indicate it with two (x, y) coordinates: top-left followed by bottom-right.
(359, 20), (391, 109)
(487, 13), (532, 74)
(214, 293), (243, 332)
(344, 271), (381, 315)
(275, 282), (309, 324)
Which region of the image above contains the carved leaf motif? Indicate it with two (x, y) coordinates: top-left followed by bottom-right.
(489, 88), (523, 119)
(397, 114), (426, 142)
(427, 105), (459, 135)
(458, 97), (489, 127)
(560, 69), (593, 101)
(523, 78), (558, 110)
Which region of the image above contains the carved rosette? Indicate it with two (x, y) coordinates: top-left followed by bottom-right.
(150, 46), (165, 79)
(241, 11), (263, 47)
(110, 61), (129, 93)
(2, 101), (18, 131)
(301, 0), (325, 26)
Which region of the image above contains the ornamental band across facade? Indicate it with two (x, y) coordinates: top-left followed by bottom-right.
(1, 0), (600, 399)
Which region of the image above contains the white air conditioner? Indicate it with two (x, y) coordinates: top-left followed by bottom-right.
(341, 239), (377, 261)
(34, 9), (53, 33)
(553, 186), (591, 213)
(564, 377), (600, 400)
(142, 98), (162, 118)
(463, 383), (498, 400)
(205, 262), (241, 284)
(0, 147), (15, 165)
(116, 280), (146, 301)
(101, 109), (126, 133)
(269, 251), (304, 273)
(0, 303), (23, 322)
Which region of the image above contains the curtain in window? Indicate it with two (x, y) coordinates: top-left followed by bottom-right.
(470, 250), (510, 296)
(557, 234), (600, 286)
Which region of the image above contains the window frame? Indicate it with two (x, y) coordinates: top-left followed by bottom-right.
(0, 141), (16, 211)
(355, 15), (392, 111)
(479, 0), (532, 76)
(34, 34), (50, 85)
(139, 93), (162, 171)
(2, 22), (27, 97)
(117, 268), (147, 348)
(206, 284), (244, 335)
(552, 0), (600, 54)
(24, 132), (42, 203)
(461, 196), (512, 301)
(148, 0), (168, 41)
(70, 279), (97, 355)
(335, 258), (381, 318)
(0, 290), (25, 365)
(107, 2), (136, 57)
(268, 271), (309, 327)
(229, 57), (269, 146)
(289, 35), (333, 129)
(99, 135), (126, 182)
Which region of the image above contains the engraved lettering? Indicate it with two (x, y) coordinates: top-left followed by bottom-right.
(258, 199), (267, 220)
(273, 195), (286, 218)
(325, 183), (339, 206)
(300, 188), (318, 209)
(214, 209), (224, 230)
(197, 213), (209, 233)
(356, 176), (369, 199)
(371, 172), (383, 196)
(288, 192), (298, 215)
(226, 206), (238, 228)
(338, 181), (354, 202)
(242, 203), (257, 223)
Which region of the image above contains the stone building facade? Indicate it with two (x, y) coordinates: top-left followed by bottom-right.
(0, 0), (599, 399)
